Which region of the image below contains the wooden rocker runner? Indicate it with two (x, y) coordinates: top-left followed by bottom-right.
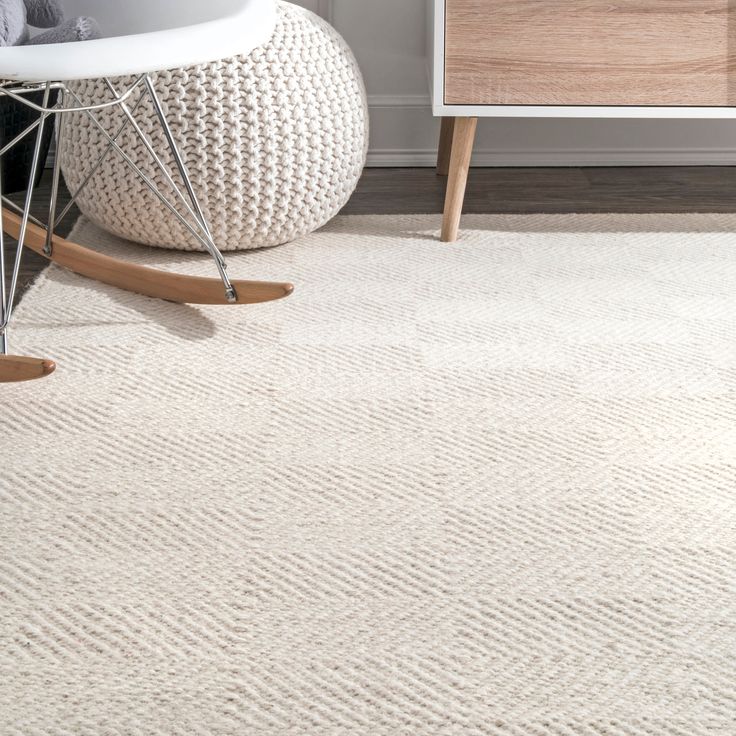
(0, 0), (291, 383)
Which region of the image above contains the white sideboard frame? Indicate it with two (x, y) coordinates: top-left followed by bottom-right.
(427, 0), (736, 120)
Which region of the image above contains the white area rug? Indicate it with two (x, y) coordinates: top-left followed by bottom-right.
(2, 214), (736, 734)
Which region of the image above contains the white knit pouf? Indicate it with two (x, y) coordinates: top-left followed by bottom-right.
(59, 3), (368, 251)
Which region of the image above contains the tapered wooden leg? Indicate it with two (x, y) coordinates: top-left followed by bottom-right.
(437, 117), (455, 176)
(441, 116), (477, 243)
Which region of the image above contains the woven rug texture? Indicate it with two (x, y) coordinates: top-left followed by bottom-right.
(2, 214), (736, 734)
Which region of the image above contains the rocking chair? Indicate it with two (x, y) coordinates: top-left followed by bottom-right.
(0, 0), (293, 383)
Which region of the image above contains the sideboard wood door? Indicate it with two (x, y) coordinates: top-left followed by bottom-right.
(444, 0), (736, 107)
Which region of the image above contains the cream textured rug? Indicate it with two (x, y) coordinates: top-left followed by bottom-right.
(2, 214), (736, 734)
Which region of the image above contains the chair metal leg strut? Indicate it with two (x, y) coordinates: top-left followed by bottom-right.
(0, 82), (58, 382)
(0, 77), (293, 383)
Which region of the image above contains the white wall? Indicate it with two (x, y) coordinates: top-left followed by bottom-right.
(298, 0), (736, 167)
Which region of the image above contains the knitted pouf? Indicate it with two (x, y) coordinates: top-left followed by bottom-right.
(59, 3), (368, 251)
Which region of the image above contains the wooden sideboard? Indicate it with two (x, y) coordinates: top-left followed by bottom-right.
(428, 0), (736, 241)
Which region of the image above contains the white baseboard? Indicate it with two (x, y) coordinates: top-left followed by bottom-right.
(49, 148), (736, 171)
(366, 148), (736, 168)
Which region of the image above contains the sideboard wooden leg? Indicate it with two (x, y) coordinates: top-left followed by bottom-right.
(441, 116), (477, 242)
(437, 117), (455, 176)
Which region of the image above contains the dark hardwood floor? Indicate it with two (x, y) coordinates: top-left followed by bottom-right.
(5, 165), (736, 304)
(343, 166), (736, 215)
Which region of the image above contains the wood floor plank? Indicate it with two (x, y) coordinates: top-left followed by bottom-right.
(342, 167), (736, 215)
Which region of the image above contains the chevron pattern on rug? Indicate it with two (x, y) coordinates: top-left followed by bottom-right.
(1, 214), (736, 734)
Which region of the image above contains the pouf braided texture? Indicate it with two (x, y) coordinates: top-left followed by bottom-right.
(59, 2), (368, 251)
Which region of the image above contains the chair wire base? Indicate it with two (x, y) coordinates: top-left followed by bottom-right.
(0, 74), (237, 357)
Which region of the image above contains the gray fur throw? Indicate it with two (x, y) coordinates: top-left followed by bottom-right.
(0, 0), (99, 46)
